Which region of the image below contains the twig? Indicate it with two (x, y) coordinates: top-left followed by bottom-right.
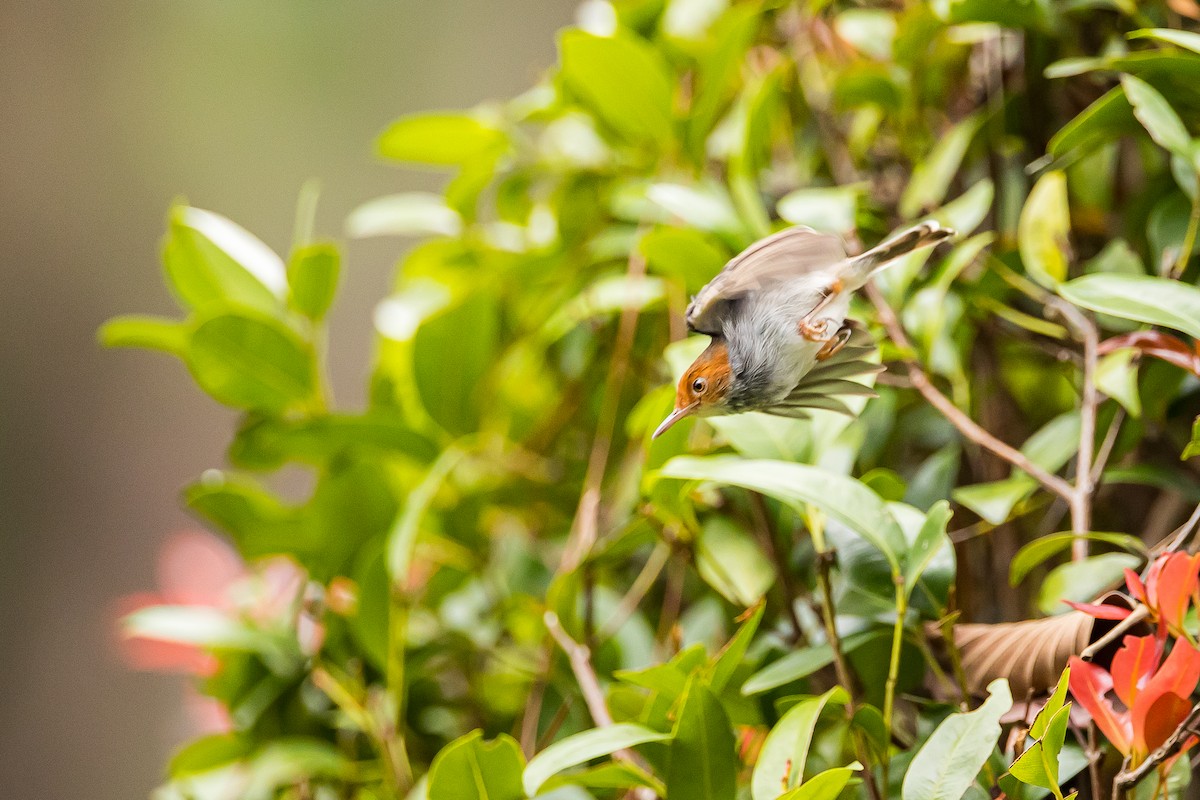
(1151, 500), (1200, 556)
(867, 285), (1075, 501)
(1078, 605), (1150, 661)
(561, 247), (647, 572)
(544, 611), (618, 727)
(1045, 296), (1100, 559)
(1114, 703), (1200, 791)
(1090, 407), (1126, 485)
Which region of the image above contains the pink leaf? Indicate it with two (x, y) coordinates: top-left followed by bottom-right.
(1069, 656), (1132, 755)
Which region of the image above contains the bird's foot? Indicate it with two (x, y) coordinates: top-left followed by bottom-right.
(798, 316), (835, 342)
(816, 325), (853, 361)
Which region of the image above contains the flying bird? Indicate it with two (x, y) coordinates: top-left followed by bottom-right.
(653, 221), (954, 438)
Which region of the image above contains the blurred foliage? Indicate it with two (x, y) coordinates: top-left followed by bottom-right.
(105, 0), (1200, 797)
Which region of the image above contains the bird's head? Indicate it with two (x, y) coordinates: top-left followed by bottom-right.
(653, 339), (734, 439)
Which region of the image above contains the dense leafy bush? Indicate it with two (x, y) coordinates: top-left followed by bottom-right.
(107, 1), (1200, 798)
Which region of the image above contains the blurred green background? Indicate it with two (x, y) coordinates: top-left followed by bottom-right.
(0, 3), (574, 797)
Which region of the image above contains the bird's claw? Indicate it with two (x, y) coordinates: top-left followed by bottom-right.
(816, 326), (853, 361)
(798, 317), (834, 342)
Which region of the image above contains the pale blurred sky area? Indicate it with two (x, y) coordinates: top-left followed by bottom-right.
(0, 3), (576, 797)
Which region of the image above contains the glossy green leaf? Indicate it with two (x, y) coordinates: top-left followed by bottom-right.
(377, 112), (506, 166)
(1121, 74), (1192, 158)
(752, 687), (849, 800)
(187, 311), (315, 412)
(903, 501), (952, 595)
(901, 113), (984, 218)
(427, 731), (525, 800)
(162, 206), (284, 314)
(1010, 531), (1148, 585)
(661, 455), (905, 570)
(346, 192), (462, 238)
(1047, 87), (1135, 161)
(1058, 274), (1200, 340)
(778, 763), (862, 800)
(98, 315), (189, 356)
(1018, 170), (1071, 287)
(707, 601), (764, 694)
(559, 30), (674, 145)
(287, 243), (340, 321)
(666, 679), (737, 800)
(412, 292), (499, 434)
(695, 516), (776, 606)
(742, 644), (835, 696)
(1129, 27), (1200, 54)
(1036, 553), (1141, 615)
(523, 724), (671, 797)
(1184, 416), (1200, 460)
(777, 186), (860, 235)
(1096, 348), (1142, 418)
(1009, 705), (1072, 792)
(901, 679), (1012, 800)
(646, 182), (742, 234)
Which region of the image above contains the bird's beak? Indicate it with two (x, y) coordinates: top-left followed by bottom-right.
(653, 402), (698, 439)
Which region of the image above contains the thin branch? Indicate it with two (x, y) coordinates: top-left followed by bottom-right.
(544, 611), (619, 728)
(1151, 500), (1200, 556)
(1114, 702), (1200, 791)
(597, 542), (671, 641)
(1045, 296), (1100, 559)
(747, 492), (806, 644)
(561, 247), (647, 572)
(1090, 407), (1126, 485)
(867, 284), (1076, 501)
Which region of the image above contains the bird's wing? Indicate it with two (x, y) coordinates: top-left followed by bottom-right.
(686, 226), (847, 335)
(762, 325), (882, 419)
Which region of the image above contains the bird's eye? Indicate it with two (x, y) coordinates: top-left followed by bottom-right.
(692, 377), (708, 394)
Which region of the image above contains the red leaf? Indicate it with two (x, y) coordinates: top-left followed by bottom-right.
(1138, 693), (1192, 758)
(1143, 556), (1169, 608)
(1133, 641), (1200, 757)
(1125, 568), (1150, 607)
(1099, 331), (1200, 376)
(1069, 656), (1132, 755)
(1063, 600), (1133, 620)
(1111, 634), (1162, 708)
(1155, 553), (1200, 634)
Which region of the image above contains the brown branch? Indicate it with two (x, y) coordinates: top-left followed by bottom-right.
(866, 284), (1076, 501)
(1114, 703), (1200, 791)
(747, 492), (806, 644)
(561, 247), (647, 572)
(1045, 296), (1100, 559)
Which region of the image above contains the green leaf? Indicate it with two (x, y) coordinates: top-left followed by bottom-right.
(377, 112), (506, 166)
(778, 763), (863, 800)
(666, 679), (737, 800)
(427, 731), (525, 800)
(1018, 170), (1071, 287)
(346, 192), (462, 238)
(1121, 74), (1193, 158)
(168, 733), (253, 778)
(695, 516), (776, 606)
(640, 227), (726, 293)
(751, 687), (849, 800)
(1033, 668), (1071, 740)
(287, 243), (340, 321)
(187, 311), (315, 412)
(1058, 274), (1200, 340)
(742, 645), (835, 696)
(1184, 416), (1200, 460)
(646, 182), (742, 234)
(1048, 87), (1136, 162)
(901, 679), (1012, 800)
(98, 314), (189, 356)
(1096, 348), (1142, 418)
(559, 30), (674, 145)
(777, 186), (861, 235)
(162, 206), (285, 314)
(1129, 27), (1200, 55)
(661, 455), (906, 570)
(412, 292), (500, 434)
(901, 113), (985, 219)
(1010, 531), (1148, 585)
(903, 501), (953, 595)
(523, 724), (671, 797)
(1036, 553), (1141, 615)
(1009, 705), (1072, 793)
(707, 601), (764, 694)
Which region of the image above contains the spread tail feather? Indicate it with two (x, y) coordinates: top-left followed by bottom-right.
(846, 221), (955, 284)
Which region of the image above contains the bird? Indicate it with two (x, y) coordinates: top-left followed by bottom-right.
(653, 221), (954, 438)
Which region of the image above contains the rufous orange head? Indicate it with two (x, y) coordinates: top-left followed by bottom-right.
(653, 339), (735, 438)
